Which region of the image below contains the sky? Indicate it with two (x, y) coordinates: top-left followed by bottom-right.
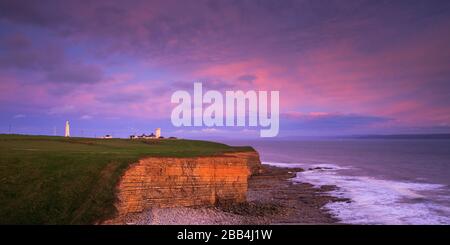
(1, 0), (450, 139)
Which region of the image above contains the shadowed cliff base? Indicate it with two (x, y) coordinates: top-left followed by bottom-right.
(107, 165), (348, 224)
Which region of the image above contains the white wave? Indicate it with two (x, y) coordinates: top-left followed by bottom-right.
(264, 161), (450, 224)
(262, 161), (306, 168)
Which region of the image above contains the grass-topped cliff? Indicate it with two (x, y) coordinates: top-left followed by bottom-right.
(0, 134), (254, 224)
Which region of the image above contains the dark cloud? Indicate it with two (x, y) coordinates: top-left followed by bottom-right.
(46, 63), (103, 84)
(0, 0), (64, 27)
(0, 1), (377, 66)
(0, 33), (104, 84)
(167, 79), (250, 93)
(0, 33), (64, 70)
(1, 0), (449, 68)
(237, 74), (257, 82)
(96, 92), (149, 104)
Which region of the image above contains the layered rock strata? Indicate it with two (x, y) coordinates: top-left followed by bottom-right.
(114, 151), (261, 216)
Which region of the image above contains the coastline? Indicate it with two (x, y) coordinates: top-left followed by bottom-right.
(109, 164), (347, 225)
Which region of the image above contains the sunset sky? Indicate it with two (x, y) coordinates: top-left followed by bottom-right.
(1, 0), (450, 138)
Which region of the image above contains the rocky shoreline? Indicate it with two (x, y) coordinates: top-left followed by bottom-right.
(108, 164), (349, 225)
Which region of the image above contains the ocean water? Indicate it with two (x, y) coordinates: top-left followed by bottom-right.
(223, 139), (450, 224)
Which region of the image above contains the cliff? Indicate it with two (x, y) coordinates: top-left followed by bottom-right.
(112, 151), (261, 218)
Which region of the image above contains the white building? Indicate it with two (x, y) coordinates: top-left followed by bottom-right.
(130, 133), (156, 139)
(64, 121), (70, 137)
(129, 128), (162, 140)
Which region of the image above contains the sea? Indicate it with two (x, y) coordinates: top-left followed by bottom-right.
(222, 138), (450, 224)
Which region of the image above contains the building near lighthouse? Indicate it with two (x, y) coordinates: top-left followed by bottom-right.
(64, 121), (70, 137)
(129, 128), (164, 139)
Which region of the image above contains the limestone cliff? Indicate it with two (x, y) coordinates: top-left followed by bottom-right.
(113, 151), (261, 217)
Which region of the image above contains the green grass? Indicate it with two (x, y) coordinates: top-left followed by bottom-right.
(0, 134), (254, 224)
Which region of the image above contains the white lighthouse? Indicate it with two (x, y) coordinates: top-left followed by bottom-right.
(155, 128), (161, 138)
(64, 121), (70, 137)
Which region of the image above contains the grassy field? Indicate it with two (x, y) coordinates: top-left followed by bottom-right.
(0, 134), (254, 224)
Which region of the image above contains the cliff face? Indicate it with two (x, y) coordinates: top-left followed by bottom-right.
(114, 151), (261, 216)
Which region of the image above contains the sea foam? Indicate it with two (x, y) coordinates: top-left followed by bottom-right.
(262, 162), (450, 225)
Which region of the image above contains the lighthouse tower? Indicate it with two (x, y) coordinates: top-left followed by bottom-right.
(155, 128), (161, 138)
(64, 121), (70, 137)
